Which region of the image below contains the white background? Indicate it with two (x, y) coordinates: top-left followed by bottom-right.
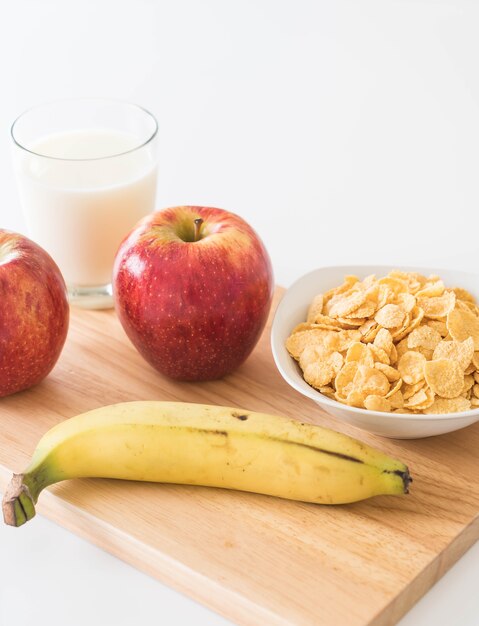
(0, 1), (478, 624)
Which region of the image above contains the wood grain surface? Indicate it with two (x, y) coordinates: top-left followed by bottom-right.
(1, 289), (478, 626)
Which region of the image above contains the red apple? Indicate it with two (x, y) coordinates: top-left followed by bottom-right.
(113, 206), (274, 381)
(0, 230), (69, 397)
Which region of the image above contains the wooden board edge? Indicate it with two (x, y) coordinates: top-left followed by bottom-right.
(370, 517), (479, 626)
(0, 465), (290, 626)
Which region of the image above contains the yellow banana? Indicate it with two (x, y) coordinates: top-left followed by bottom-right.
(2, 401), (411, 526)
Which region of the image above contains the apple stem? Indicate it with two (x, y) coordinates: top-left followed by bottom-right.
(193, 218), (204, 242)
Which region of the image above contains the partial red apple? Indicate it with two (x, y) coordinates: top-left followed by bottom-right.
(113, 206), (274, 381)
(0, 230), (69, 397)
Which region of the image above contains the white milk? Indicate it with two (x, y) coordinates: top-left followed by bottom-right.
(15, 129), (157, 288)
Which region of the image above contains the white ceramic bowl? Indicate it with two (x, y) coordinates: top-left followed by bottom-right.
(271, 265), (479, 439)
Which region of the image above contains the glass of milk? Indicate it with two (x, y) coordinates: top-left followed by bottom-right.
(11, 99), (158, 309)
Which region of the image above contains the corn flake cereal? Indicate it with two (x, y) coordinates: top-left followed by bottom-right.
(345, 300), (377, 319)
(306, 294), (324, 322)
(362, 325), (381, 343)
(359, 319), (376, 336)
(364, 395), (391, 412)
(447, 309), (479, 350)
(393, 307), (424, 341)
(463, 375), (475, 393)
(397, 351), (426, 385)
(327, 290), (366, 318)
(374, 362), (401, 382)
(335, 362), (359, 400)
(287, 270), (479, 414)
(375, 304), (405, 329)
(390, 343), (398, 365)
(465, 362), (475, 375)
(389, 389), (404, 409)
(417, 291), (456, 319)
(302, 351), (343, 389)
(346, 389), (367, 407)
(432, 337), (474, 371)
(415, 280), (444, 298)
(303, 361), (335, 388)
(407, 326), (442, 351)
(345, 342), (374, 367)
(374, 328), (393, 355)
(427, 397), (471, 414)
(353, 365), (390, 397)
(404, 387), (435, 410)
(386, 378), (404, 398)
(426, 320), (448, 337)
(370, 344), (390, 365)
(453, 287), (476, 303)
(402, 380), (426, 400)
(396, 292), (417, 313)
(286, 330), (330, 360)
(424, 359), (464, 398)
(336, 317), (366, 328)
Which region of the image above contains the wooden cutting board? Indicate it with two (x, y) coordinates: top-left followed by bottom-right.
(1, 289), (478, 626)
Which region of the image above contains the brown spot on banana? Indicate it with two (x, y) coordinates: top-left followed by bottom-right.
(232, 413), (249, 421)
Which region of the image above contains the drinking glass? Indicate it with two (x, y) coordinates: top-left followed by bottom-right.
(11, 99), (158, 309)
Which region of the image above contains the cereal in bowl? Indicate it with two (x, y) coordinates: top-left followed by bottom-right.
(285, 271), (479, 414)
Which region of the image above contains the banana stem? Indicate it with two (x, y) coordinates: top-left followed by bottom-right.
(2, 474), (36, 527)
